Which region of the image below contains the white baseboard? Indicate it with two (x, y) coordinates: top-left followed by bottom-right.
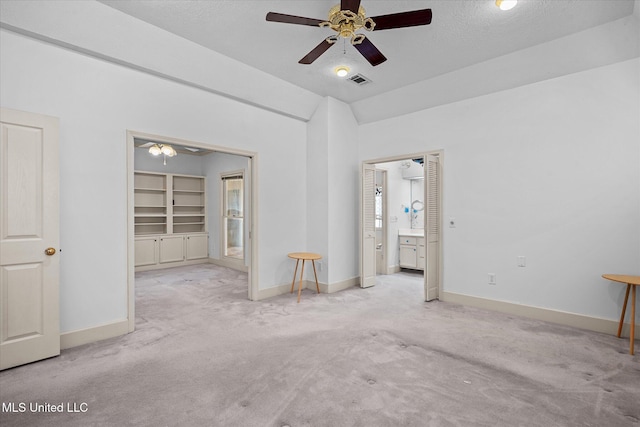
(60, 319), (129, 350)
(256, 277), (360, 301)
(209, 257), (249, 272)
(135, 259), (207, 272)
(442, 291), (639, 339)
(327, 277), (360, 293)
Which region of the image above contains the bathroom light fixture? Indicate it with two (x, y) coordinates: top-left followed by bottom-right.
(495, 0), (517, 11)
(335, 66), (350, 77)
(149, 143), (177, 165)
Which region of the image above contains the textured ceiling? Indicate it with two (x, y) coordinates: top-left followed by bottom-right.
(98, 0), (635, 104)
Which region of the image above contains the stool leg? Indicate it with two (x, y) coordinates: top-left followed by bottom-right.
(297, 260), (305, 303)
(290, 259), (300, 293)
(631, 285), (636, 355)
(312, 260), (320, 294)
(618, 284), (631, 338)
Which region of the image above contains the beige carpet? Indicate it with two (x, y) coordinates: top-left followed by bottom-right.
(1, 264), (638, 426)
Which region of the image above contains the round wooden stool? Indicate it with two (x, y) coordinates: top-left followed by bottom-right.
(288, 252), (321, 303)
(602, 274), (640, 355)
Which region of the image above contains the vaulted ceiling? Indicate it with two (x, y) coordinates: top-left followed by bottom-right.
(98, 0), (636, 104)
(2, 0), (638, 123)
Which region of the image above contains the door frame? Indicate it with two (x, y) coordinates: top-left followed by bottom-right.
(126, 130), (259, 333)
(361, 150), (444, 300)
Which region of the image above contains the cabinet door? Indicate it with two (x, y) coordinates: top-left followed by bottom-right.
(186, 234), (208, 260)
(159, 235), (184, 263)
(417, 238), (426, 270)
(400, 245), (417, 268)
(135, 237), (158, 267)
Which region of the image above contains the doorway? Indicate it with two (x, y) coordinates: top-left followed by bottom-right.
(126, 131), (258, 333)
(360, 152), (443, 301)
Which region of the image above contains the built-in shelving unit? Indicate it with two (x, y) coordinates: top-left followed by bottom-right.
(172, 175), (206, 234)
(134, 171), (208, 271)
(134, 172), (167, 235)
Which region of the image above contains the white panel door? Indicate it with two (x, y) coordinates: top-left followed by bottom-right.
(360, 164), (376, 288)
(424, 154), (441, 301)
(0, 108), (60, 370)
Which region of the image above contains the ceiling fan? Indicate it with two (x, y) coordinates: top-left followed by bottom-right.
(266, 0), (432, 67)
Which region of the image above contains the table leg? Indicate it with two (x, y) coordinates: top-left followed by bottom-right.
(297, 260), (305, 303)
(290, 259), (300, 293)
(630, 285), (636, 355)
(618, 284), (631, 338)
(312, 260), (320, 294)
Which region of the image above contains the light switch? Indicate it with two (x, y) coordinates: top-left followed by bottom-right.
(517, 256), (526, 267)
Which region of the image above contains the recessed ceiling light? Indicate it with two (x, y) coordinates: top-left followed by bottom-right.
(496, 0), (517, 11)
(335, 66), (350, 77)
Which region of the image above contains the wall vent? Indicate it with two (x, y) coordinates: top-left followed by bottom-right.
(348, 74), (371, 85)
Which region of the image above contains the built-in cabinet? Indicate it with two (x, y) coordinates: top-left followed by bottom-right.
(134, 171), (209, 271)
(399, 235), (425, 270)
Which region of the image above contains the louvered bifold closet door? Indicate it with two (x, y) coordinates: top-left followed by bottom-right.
(425, 154), (440, 301)
(361, 164), (377, 288)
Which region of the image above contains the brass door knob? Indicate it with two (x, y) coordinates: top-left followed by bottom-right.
(44, 247), (56, 256)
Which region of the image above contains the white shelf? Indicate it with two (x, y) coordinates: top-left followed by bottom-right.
(134, 187), (166, 192)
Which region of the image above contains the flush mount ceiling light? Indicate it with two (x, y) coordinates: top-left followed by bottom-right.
(149, 143), (177, 165)
(335, 66), (350, 77)
(495, 0), (517, 11)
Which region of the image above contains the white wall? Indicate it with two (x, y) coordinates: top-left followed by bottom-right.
(359, 58), (640, 322)
(306, 97), (360, 286)
(306, 99), (329, 283)
(0, 30), (307, 333)
(326, 98), (359, 284)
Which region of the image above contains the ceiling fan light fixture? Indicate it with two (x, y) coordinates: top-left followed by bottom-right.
(495, 0), (517, 11)
(148, 144), (162, 156)
(335, 66), (350, 77)
(160, 144), (177, 157)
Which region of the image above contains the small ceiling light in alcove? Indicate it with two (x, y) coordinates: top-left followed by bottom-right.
(496, 0), (517, 11)
(149, 143), (177, 165)
(335, 66), (350, 77)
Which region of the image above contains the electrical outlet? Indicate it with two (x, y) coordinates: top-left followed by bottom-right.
(317, 261), (323, 272)
(517, 256), (526, 267)
(488, 273), (496, 285)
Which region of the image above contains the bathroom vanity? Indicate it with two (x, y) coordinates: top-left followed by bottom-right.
(399, 229), (425, 270)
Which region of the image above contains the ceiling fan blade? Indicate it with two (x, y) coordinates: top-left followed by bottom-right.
(266, 12), (324, 27)
(370, 9), (432, 31)
(353, 36), (387, 66)
(299, 39), (335, 64)
(341, 0), (362, 14)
